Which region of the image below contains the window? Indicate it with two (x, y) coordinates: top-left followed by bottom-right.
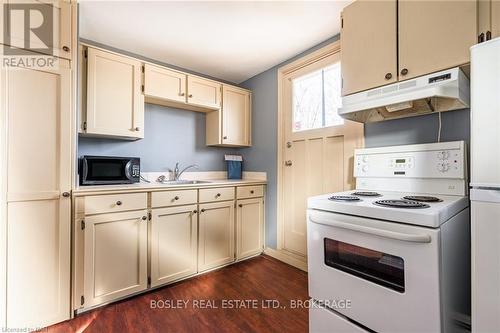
(292, 62), (343, 132)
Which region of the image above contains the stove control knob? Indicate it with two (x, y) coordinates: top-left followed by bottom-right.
(362, 156), (368, 163)
(362, 165), (369, 172)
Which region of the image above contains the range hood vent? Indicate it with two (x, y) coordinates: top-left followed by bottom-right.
(339, 68), (470, 123)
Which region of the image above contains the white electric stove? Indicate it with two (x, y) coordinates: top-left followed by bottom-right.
(307, 141), (470, 333)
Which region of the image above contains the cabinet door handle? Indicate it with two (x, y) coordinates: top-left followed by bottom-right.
(174, 196), (180, 200)
(193, 210), (198, 214)
(179, 92), (185, 96)
(238, 204), (243, 208)
(62, 46), (70, 52)
(62, 191), (70, 197)
(223, 136), (228, 140)
(200, 208), (206, 213)
(250, 190), (254, 194)
(188, 94), (193, 98)
(285, 160), (293, 166)
(141, 216), (147, 221)
(135, 127), (140, 131)
(116, 201), (122, 206)
(478, 32), (485, 43)
(487, 31), (492, 41)
(215, 193), (221, 198)
(400, 68), (408, 76)
(385, 73), (392, 80)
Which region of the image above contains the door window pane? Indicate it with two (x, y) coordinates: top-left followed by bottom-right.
(292, 62), (343, 132)
(324, 238), (405, 293)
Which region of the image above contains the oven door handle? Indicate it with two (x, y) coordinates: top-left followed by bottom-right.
(309, 212), (432, 243)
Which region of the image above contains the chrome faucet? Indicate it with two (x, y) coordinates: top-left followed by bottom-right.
(172, 162), (199, 181)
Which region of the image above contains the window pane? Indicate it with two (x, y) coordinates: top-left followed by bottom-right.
(292, 62), (343, 133)
(324, 63), (344, 127)
(292, 69), (323, 132)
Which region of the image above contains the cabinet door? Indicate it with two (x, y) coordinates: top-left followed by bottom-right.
(151, 205), (198, 287)
(1, 61), (72, 328)
(0, 0), (72, 60)
(398, 0), (477, 80)
(222, 85), (251, 146)
(493, 0), (500, 39)
(198, 201), (235, 271)
(187, 76), (221, 110)
(236, 198), (264, 260)
(86, 47), (144, 139)
(83, 210), (148, 308)
(144, 64), (187, 104)
(340, 0), (397, 95)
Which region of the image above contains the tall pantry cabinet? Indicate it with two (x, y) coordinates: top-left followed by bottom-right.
(0, 1), (77, 329)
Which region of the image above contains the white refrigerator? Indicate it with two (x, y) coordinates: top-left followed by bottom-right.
(470, 37), (500, 332)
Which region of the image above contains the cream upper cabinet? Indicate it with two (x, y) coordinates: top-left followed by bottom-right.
(222, 85), (251, 146)
(83, 210), (148, 308)
(236, 198), (264, 260)
(398, 0), (477, 80)
(1, 60), (72, 329)
(206, 85), (252, 147)
(493, 1), (500, 39)
(144, 64), (187, 104)
(84, 47), (144, 139)
(150, 205), (198, 287)
(340, 0), (397, 96)
(0, 0), (73, 60)
(198, 200), (235, 272)
(479, 0), (500, 40)
(187, 76), (221, 110)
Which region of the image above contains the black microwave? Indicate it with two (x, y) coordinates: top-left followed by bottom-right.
(79, 156), (140, 185)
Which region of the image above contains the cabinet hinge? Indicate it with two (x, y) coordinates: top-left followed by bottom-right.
(341, 17), (343, 29)
(141, 84), (144, 93)
(147, 276), (151, 285)
(83, 49), (88, 58)
(83, 121), (87, 131)
(142, 65), (145, 73)
(80, 295), (84, 305)
(81, 220), (85, 230)
(148, 212), (152, 221)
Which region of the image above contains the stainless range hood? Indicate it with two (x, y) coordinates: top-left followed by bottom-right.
(339, 67), (470, 123)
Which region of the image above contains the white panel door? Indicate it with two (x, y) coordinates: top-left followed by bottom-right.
(86, 47), (144, 139)
(150, 205), (198, 287)
(83, 210), (148, 307)
(198, 201), (234, 272)
(236, 198), (264, 260)
(1, 61), (72, 329)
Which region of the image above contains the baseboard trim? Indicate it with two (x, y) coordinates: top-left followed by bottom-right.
(264, 247), (308, 272)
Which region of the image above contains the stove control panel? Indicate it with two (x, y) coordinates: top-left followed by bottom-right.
(354, 142), (465, 179)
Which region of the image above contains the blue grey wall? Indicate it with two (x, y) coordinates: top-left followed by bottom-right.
(79, 104), (239, 172)
(240, 35), (471, 249)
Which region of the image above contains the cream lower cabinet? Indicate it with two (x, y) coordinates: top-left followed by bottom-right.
(198, 201), (235, 272)
(83, 210), (148, 308)
(150, 205), (198, 287)
(1, 60), (72, 329)
(236, 198), (264, 260)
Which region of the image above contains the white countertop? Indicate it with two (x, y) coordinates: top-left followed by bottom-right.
(73, 178), (266, 196)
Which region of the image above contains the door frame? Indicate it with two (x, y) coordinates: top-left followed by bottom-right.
(274, 41), (364, 270)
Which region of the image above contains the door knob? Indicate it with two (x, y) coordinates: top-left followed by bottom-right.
(400, 68), (408, 76)
(385, 73), (392, 80)
(286, 142), (292, 148)
(285, 160), (293, 166)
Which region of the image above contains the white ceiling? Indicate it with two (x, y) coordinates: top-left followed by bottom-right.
(79, 1), (350, 83)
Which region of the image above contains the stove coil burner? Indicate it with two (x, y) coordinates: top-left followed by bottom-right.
(352, 191), (381, 197)
(374, 199), (430, 209)
(328, 195), (361, 202)
(402, 195), (442, 202)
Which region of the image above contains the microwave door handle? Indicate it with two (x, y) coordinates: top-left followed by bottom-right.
(309, 213), (432, 244)
(82, 158), (89, 180)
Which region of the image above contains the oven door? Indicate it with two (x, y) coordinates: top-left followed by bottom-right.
(307, 209), (441, 333)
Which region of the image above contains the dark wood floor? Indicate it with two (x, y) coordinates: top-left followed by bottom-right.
(47, 255), (309, 333)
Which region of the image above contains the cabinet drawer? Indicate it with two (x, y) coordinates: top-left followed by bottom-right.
(199, 187), (234, 203)
(83, 193), (147, 215)
(151, 189), (198, 208)
(237, 185), (264, 199)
